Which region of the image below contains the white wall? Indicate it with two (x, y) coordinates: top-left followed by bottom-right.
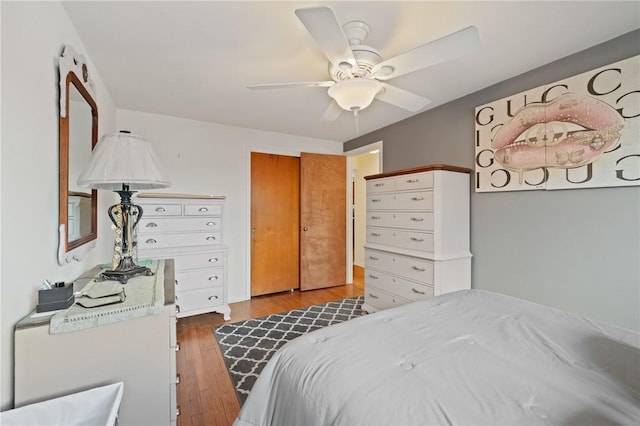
(116, 109), (344, 303)
(0, 1), (116, 410)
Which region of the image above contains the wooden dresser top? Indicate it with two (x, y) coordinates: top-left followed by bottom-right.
(364, 164), (472, 180)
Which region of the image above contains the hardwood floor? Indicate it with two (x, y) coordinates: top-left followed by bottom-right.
(176, 278), (364, 426)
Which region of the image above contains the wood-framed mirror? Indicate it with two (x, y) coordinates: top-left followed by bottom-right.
(58, 45), (98, 264)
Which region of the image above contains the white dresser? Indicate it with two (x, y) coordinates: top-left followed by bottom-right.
(363, 165), (472, 313)
(15, 260), (179, 425)
(135, 194), (230, 320)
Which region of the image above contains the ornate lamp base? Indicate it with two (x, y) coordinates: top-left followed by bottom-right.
(98, 256), (153, 284)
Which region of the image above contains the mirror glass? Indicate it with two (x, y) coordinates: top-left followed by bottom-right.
(59, 63), (98, 257)
(67, 84), (95, 243)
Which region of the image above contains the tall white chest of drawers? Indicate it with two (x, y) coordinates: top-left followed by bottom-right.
(363, 165), (472, 313)
(135, 194), (231, 319)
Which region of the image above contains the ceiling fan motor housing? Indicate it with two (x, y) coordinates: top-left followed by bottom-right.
(330, 45), (382, 81)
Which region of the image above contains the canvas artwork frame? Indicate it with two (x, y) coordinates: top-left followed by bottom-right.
(474, 55), (639, 192)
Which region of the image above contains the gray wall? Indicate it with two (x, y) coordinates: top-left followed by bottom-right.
(345, 30), (640, 330)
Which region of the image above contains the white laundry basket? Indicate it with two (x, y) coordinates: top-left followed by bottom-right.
(0, 382), (123, 426)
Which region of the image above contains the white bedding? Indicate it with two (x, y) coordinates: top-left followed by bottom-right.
(234, 290), (640, 426)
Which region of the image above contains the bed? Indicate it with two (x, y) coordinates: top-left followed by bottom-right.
(234, 290), (640, 426)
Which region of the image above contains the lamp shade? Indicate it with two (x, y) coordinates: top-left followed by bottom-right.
(328, 78), (382, 111)
(78, 131), (171, 190)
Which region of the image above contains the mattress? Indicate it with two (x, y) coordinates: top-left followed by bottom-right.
(234, 290), (640, 425)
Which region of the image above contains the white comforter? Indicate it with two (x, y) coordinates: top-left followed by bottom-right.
(234, 290), (640, 426)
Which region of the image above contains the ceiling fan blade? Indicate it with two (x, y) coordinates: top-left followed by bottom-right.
(295, 6), (357, 70)
(247, 81), (335, 90)
(371, 26), (480, 81)
(320, 100), (343, 121)
(376, 83), (431, 112)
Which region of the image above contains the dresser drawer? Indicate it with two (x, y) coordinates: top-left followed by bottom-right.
(392, 229), (434, 252)
(394, 172), (433, 191)
(184, 204), (222, 216)
(141, 203), (182, 216)
(176, 268), (224, 292)
(175, 287), (225, 314)
(364, 287), (409, 311)
(138, 217), (221, 233)
(366, 248), (434, 284)
(173, 251), (224, 271)
(367, 191), (433, 211)
(393, 255), (434, 284)
(367, 211), (433, 231)
(366, 269), (434, 302)
(367, 228), (434, 252)
(366, 193), (395, 210)
(364, 249), (395, 272)
(394, 191), (433, 210)
(364, 267), (390, 289)
(366, 178), (395, 194)
(139, 232), (221, 250)
(392, 276), (434, 301)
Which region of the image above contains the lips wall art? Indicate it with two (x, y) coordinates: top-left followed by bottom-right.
(475, 55), (639, 192)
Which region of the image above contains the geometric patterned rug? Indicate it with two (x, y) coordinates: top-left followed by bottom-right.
(213, 296), (364, 404)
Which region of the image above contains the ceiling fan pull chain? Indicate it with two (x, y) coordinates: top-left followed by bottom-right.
(354, 109), (359, 135)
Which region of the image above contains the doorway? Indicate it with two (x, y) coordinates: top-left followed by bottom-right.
(345, 142), (382, 287)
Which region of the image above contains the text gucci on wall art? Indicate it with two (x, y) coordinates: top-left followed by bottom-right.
(475, 55), (639, 192)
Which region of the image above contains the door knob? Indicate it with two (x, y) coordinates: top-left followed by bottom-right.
(303, 227), (308, 232)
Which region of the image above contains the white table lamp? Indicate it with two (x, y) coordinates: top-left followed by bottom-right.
(78, 130), (171, 283)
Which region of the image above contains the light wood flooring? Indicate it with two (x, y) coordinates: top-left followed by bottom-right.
(176, 271), (365, 426)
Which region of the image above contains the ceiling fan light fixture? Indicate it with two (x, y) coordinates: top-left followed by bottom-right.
(328, 78), (382, 112)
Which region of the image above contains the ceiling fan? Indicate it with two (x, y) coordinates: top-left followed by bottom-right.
(247, 6), (480, 121)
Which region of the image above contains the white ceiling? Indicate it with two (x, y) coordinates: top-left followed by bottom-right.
(62, 1), (640, 143)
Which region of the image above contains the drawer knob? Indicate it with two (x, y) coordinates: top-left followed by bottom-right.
(411, 197), (424, 201)
(155, 207), (166, 212)
(406, 179), (419, 183)
(368, 293), (379, 299)
(410, 237), (424, 242)
(411, 266), (426, 272)
(199, 207), (208, 212)
(371, 198), (381, 202)
(175, 340), (181, 351)
(176, 405), (181, 417)
(206, 221), (216, 226)
(370, 216), (381, 220)
(175, 279), (179, 286)
(368, 274), (379, 279)
(206, 236), (216, 241)
(146, 222), (158, 227)
(146, 238), (157, 244)
(208, 295), (219, 300)
(370, 233), (381, 237)
(175, 304), (180, 313)
(374, 183), (384, 187)
(412, 288), (426, 295)
(368, 256), (379, 261)
(208, 276), (219, 281)
(208, 257), (219, 262)
(410, 217), (424, 222)
(176, 373), (181, 384)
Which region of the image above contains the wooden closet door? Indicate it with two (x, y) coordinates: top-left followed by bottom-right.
(300, 152), (347, 290)
(251, 152), (300, 296)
